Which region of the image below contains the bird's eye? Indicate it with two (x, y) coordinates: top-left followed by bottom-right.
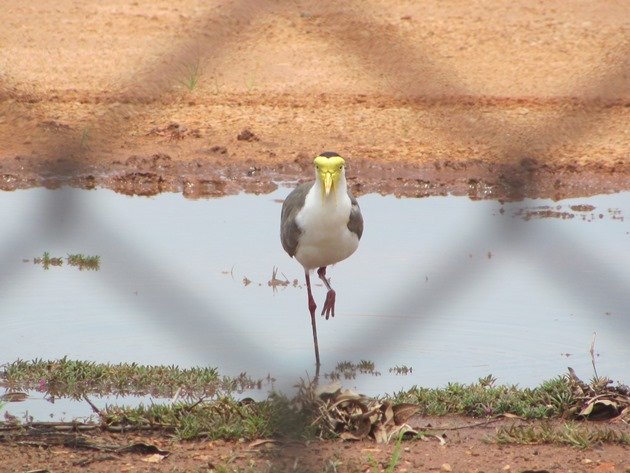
(339, 165), (343, 170)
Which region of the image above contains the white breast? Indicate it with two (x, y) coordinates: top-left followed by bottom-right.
(294, 182), (360, 270)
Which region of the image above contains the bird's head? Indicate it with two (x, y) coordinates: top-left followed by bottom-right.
(314, 152), (345, 198)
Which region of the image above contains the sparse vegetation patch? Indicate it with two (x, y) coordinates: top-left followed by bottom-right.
(1, 357), (263, 398)
(1, 361), (627, 448)
(31, 252), (100, 270)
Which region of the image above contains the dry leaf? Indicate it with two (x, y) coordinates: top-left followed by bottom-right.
(339, 431), (362, 441)
(142, 454), (166, 463)
(435, 434), (448, 446)
(311, 383), (423, 443)
(393, 403), (421, 425)
(579, 399), (619, 420)
(117, 442), (170, 456)
(248, 439), (280, 449)
(593, 463), (616, 473)
(500, 412), (522, 419)
(373, 424), (388, 444)
(350, 416), (372, 439)
(316, 382), (342, 397)
(386, 424), (417, 443)
(381, 401), (395, 425)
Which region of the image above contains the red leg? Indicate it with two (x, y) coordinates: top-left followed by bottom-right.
(317, 266), (336, 320)
(305, 270), (321, 367)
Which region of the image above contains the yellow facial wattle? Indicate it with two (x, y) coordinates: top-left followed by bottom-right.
(314, 155), (345, 197)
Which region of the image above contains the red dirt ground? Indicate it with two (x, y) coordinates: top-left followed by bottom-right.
(0, 0), (628, 471)
(0, 417), (628, 472)
(0, 0), (628, 200)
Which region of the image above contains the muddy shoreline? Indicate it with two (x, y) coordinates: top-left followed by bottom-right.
(1, 153), (628, 201)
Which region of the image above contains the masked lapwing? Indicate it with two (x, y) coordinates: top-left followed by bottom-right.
(280, 151), (363, 366)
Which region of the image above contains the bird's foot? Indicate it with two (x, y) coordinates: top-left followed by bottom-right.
(321, 289), (336, 319)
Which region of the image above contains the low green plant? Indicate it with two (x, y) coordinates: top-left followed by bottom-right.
(33, 252), (100, 271)
(179, 58), (202, 91)
(67, 253), (100, 270)
(391, 374), (575, 418)
(384, 432), (405, 473)
(389, 364), (413, 375)
(94, 392), (315, 441)
(493, 422), (630, 448)
(97, 397), (265, 440)
(325, 359), (381, 380)
(365, 433), (404, 473)
(37, 251), (63, 270)
(3, 359), (625, 450)
(0, 357), (255, 398)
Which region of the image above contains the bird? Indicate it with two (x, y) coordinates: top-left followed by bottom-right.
(280, 151), (364, 367)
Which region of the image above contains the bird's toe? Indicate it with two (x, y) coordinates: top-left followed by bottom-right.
(321, 290), (336, 319)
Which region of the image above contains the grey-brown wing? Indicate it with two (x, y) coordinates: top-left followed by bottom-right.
(280, 181), (313, 257)
(347, 189), (364, 239)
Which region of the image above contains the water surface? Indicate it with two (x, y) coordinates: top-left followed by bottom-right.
(0, 187), (628, 419)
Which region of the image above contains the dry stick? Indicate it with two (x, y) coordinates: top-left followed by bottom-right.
(73, 455), (118, 468)
(590, 332), (599, 381)
(83, 395), (104, 417)
(182, 395), (208, 413)
(171, 386), (182, 404)
(427, 417), (506, 431)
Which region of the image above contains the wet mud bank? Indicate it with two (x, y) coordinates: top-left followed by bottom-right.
(0, 153), (628, 201)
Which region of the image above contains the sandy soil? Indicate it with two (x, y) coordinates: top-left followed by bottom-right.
(1, 417), (628, 473)
(0, 0), (628, 200)
(0, 0), (629, 470)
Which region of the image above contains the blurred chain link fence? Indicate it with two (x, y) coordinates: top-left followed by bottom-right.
(0, 1), (628, 471)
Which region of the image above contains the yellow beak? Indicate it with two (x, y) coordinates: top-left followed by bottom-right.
(323, 172), (333, 196)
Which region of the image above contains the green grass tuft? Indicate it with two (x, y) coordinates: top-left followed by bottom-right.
(2, 361), (626, 447)
(492, 422), (630, 448)
(390, 375), (576, 418)
(0, 357), (261, 398)
(93, 392), (316, 441)
(325, 360), (382, 380)
(33, 252), (100, 271)
(67, 253), (100, 270)
(179, 58), (202, 91)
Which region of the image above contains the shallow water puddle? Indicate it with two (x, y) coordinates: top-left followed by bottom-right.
(0, 187), (628, 419)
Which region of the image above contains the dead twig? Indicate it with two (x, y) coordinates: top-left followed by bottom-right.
(590, 332), (599, 381)
(83, 395), (104, 416)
